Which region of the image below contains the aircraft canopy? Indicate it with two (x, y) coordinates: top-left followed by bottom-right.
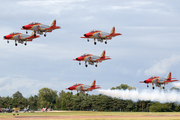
(29, 22), (39, 25)
(10, 32), (20, 35)
(81, 53), (90, 57)
(90, 30), (100, 33)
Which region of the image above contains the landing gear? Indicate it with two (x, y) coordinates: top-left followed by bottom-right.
(94, 39), (96, 45)
(152, 87), (155, 89)
(79, 62), (81, 65)
(87, 39), (89, 42)
(15, 43), (17, 46)
(7, 41), (9, 43)
(85, 64), (88, 67)
(26, 31), (28, 34)
(24, 43), (27, 46)
(163, 86), (165, 89)
(147, 85), (149, 87)
(86, 93), (88, 96)
(77, 93), (79, 96)
(95, 64), (97, 67)
(105, 41), (107, 44)
(71, 92), (73, 95)
(44, 32), (47, 37)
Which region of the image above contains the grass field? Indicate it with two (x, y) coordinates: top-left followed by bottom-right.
(0, 111), (180, 120)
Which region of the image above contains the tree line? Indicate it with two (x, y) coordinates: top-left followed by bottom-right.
(0, 84), (179, 112)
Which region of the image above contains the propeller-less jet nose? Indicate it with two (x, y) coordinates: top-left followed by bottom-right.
(4, 36), (6, 39)
(84, 34), (86, 37)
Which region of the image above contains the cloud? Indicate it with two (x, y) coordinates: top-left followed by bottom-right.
(144, 55), (180, 76)
(172, 82), (180, 88)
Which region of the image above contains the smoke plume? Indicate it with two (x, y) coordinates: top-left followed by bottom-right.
(97, 89), (180, 103)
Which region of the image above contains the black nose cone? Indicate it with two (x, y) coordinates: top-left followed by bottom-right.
(84, 34), (86, 37)
(22, 26), (25, 29)
(4, 36), (6, 39)
(76, 58), (78, 60)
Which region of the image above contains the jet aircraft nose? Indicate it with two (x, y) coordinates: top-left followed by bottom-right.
(84, 34), (86, 37)
(4, 36), (6, 39)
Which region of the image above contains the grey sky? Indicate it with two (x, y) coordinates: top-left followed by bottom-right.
(0, 0), (180, 97)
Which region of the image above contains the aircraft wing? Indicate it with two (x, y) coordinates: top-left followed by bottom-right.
(96, 57), (111, 62)
(105, 33), (122, 37)
(163, 80), (178, 83)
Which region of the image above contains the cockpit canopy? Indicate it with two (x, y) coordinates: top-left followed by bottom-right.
(90, 29), (100, 33)
(73, 83), (81, 86)
(81, 53), (90, 57)
(10, 32), (20, 35)
(149, 76), (158, 79)
(29, 22), (39, 25)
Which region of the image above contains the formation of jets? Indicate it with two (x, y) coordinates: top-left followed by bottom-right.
(3, 19), (179, 96)
(140, 72), (178, 89)
(3, 20), (60, 46)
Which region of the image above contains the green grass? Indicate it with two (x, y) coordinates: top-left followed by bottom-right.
(0, 111), (180, 116)
(0, 111), (180, 120)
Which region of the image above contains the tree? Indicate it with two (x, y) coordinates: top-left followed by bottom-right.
(13, 91), (23, 99)
(38, 87), (58, 109)
(111, 84), (136, 90)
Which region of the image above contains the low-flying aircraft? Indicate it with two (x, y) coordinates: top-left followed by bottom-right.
(21, 20), (61, 37)
(73, 50), (111, 67)
(3, 32), (39, 46)
(140, 72), (178, 89)
(81, 27), (122, 45)
(24, 105), (29, 113)
(66, 80), (100, 96)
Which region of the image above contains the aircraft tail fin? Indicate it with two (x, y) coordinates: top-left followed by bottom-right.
(167, 72), (171, 81)
(50, 19), (56, 28)
(100, 50), (105, 59)
(91, 80), (96, 87)
(110, 27), (115, 35)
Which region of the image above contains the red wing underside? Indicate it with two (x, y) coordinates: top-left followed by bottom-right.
(163, 80), (178, 83)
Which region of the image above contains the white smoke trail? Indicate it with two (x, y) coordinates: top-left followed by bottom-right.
(172, 82), (180, 88)
(97, 89), (180, 103)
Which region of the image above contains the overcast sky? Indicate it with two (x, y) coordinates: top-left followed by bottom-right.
(0, 0), (180, 97)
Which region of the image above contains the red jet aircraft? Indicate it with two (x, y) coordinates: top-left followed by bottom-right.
(21, 20), (60, 37)
(81, 27), (122, 45)
(73, 50), (111, 67)
(3, 32), (39, 46)
(66, 80), (100, 96)
(140, 72), (178, 89)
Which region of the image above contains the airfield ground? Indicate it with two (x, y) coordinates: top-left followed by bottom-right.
(0, 111), (180, 120)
